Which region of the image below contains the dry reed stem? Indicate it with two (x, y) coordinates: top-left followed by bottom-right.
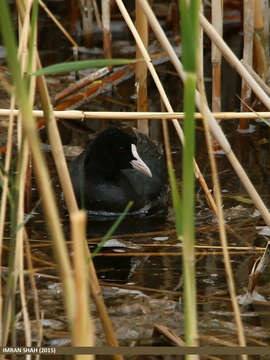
(198, 9), (219, 213)
(91, 0), (102, 29)
(71, 211), (94, 355)
(0, 97), (15, 341)
(3, 108), (270, 120)
(16, 0), (39, 348)
(39, 0), (79, 48)
(242, 60), (270, 97)
(211, 0), (223, 113)
(139, 1), (270, 229)
(198, 46), (247, 355)
(101, 0), (112, 129)
(36, 56), (79, 214)
(254, 0), (264, 31)
(102, 0), (112, 65)
(87, 258), (124, 360)
(239, 0), (254, 131)
(136, 0), (149, 135)
(161, 117), (174, 180)
(78, 0), (94, 47)
(253, 1), (268, 79)
(16, 141), (32, 348)
(262, 0), (269, 59)
(24, 231), (43, 347)
(253, 33), (268, 79)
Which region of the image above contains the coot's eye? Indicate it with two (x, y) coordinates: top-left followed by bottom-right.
(118, 146), (125, 152)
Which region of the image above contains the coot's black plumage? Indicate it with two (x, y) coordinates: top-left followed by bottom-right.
(69, 127), (167, 215)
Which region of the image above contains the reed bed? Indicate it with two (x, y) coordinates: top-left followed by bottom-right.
(0, 0), (270, 358)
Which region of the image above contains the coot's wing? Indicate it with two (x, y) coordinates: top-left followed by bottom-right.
(122, 132), (168, 205)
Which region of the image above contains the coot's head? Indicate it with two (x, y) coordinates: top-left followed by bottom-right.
(85, 127), (152, 177)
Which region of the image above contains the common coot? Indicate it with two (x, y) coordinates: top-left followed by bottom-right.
(69, 127), (168, 216)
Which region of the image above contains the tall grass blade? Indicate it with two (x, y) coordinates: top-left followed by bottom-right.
(34, 58), (135, 76)
(27, 0), (39, 78)
(179, 0), (199, 354)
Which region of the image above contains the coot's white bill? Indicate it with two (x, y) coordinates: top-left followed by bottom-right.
(130, 143), (152, 178)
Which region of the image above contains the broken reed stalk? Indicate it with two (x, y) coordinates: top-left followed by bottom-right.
(101, 0), (112, 128)
(161, 114), (182, 236)
(253, 0), (268, 80)
(71, 211), (94, 353)
(135, 0), (149, 135)
(198, 38), (247, 354)
(102, 0), (112, 66)
(138, 1), (270, 228)
(262, 0), (269, 60)
(92, 0), (102, 29)
(3, 109), (270, 120)
(211, 0), (223, 150)
(239, 0), (254, 132)
(78, 0), (94, 48)
(254, 0), (264, 32)
(197, 6), (219, 217)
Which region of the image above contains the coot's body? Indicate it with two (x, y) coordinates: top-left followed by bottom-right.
(69, 127), (168, 216)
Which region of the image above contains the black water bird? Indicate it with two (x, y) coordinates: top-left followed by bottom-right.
(69, 127), (168, 216)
